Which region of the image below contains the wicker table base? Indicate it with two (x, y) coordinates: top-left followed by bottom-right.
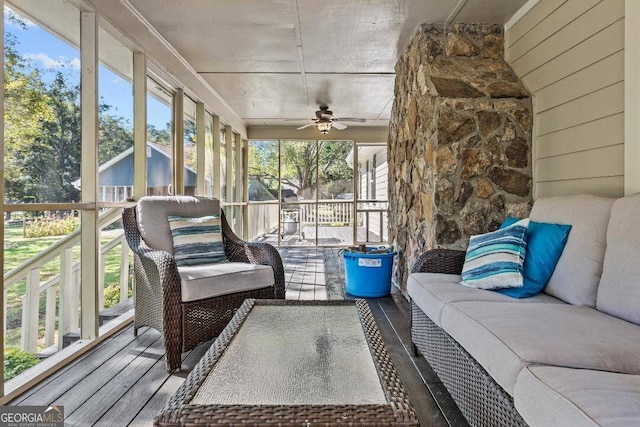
(155, 299), (418, 426)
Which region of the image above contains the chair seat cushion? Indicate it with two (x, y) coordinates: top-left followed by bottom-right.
(407, 272), (562, 327)
(515, 366), (640, 427)
(441, 302), (640, 395)
(178, 262), (275, 302)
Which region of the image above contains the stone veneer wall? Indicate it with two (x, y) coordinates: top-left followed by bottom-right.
(388, 23), (533, 291)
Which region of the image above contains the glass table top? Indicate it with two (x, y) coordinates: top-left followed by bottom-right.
(191, 304), (387, 405)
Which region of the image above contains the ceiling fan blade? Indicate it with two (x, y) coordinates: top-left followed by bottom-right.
(320, 113), (333, 120)
(332, 122), (347, 130)
(297, 123), (314, 130)
(337, 117), (367, 123)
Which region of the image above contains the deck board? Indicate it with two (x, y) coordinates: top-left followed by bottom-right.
(61, 330), (164, 424)
(9, 248), (467, 427)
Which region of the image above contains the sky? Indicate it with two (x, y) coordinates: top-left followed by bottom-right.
(4, 6), (171, 130)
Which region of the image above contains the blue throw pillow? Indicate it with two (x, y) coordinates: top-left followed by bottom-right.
(168, 214), (228, 266)
(497, 217), (571, 298)
(460, 219), (529, 290)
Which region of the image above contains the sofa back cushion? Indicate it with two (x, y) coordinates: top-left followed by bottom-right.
(136, 196), (221, 255)
(596, 193), (640, 325)
(529, 194), (614, 306)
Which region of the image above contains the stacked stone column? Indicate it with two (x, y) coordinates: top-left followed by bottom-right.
(388, 23), (533, 290)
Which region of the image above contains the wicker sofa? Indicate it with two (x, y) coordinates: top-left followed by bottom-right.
(123, 196), (285, 371)
(409, 193), (640, 426)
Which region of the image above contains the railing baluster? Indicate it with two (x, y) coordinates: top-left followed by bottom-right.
(3, 288), (7, 340)
(45, 286), (56, 347)
(72, 268), (81, 331)
(58, 248), (74, 349)
(99, 249), (105, 311)
(20, 295), (27, 351)
(120, 238), (129, 303)
(24, 268), (40, 353)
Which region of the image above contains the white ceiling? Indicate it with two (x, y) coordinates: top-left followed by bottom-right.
(128, 0), (528, 130)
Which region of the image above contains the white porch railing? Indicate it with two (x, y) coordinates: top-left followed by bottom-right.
(3, 207), (130, 353)
(247, 203), (279, 242)
(298, 201), (354, 225)
(248, 200), (389, 243)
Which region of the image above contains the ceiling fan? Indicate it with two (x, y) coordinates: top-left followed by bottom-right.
(297, 106), (366, 134)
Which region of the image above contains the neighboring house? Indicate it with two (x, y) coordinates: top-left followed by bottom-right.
(73, 142), (199, 201)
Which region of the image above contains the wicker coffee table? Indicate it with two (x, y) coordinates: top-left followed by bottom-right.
(155, 299), (418, 426)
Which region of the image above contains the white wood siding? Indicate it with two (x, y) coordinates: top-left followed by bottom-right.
(505, 0), (625, 197)
(375, 150), (388, 201)
(360, 147), (389, 242)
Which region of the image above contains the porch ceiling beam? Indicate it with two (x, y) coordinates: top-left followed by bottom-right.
(247, 126), (389, 143)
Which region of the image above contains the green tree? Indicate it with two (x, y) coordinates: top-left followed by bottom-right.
(37, 73), (81, 203)
(99, 104), (133, 166)
(183, 118), (196, 170)
(3, 24), (53, 203)
(147, 123), (171, 145)
(249, 140), (353, 199)
(4, 13), (137, 205)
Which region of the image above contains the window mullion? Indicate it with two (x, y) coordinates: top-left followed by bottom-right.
(196, 102), (206, 195)
(173, 89), (184, 194)
(80, 11), (99, 340)
(133, 52), (147, 200)
(212, 116), (222, 198)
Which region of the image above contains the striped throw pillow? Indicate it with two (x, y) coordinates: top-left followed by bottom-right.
(460, 218), (529, 290)
(167, 214), (227, 266)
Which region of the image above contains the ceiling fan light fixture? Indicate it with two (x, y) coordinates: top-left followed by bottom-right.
(316, 120), (332, 134)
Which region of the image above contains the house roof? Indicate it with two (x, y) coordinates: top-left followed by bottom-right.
(73, 142), (199, 188)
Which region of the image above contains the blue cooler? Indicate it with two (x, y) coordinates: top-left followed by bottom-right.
(342, 247), (397, 297)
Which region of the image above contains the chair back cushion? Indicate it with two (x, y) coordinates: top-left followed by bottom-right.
(596, 193), (640, 325)
(136, 196), (221, 255)
(529, 194), (614, 306)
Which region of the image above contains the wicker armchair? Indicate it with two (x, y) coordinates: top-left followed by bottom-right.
(122, 196), (285, 371)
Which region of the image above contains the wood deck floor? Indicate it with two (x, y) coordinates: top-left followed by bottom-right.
(9, 249), (468, 427)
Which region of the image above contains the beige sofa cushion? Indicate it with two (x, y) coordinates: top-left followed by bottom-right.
(440, 302), (640, 395)
(178, 262), (274, 302)
(529, 194), (614, 307)
(597, 193), (640, 325)
(137, 196), (221, 255)
(515, 366), (640, 427)
(408, 273), (562, 327)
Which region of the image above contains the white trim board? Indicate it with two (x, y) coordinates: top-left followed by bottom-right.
(625, 0), (640, 195)
(505, 0), (541, 31)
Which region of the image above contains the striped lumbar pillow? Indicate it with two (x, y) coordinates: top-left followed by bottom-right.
(167, 214), (228, 266)
(460, 218), (529, 290)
